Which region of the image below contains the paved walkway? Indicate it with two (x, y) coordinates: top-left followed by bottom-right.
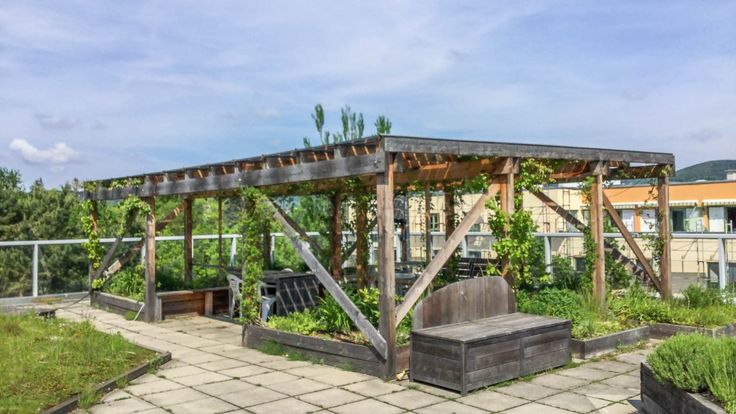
(59, 303), (647, 414)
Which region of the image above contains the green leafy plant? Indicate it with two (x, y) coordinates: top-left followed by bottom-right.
(240, 187), (273, 324)
(648, 334), (736, 413)
(267, 310), (320, 335)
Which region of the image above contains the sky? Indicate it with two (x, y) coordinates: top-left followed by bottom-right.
(1, 1), (734, 187)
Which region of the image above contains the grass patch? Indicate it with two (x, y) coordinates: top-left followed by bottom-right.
(0, 313), (156, 413)
(648, 334), (736, 413)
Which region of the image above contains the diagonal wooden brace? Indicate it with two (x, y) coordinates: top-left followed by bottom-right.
(268, 199), (388, 359)
(395, 181), (501, 326)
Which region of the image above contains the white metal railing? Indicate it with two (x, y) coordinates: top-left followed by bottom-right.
(1, 231), (734, 298)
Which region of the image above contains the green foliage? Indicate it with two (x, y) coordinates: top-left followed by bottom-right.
(240, 187), (273, 324)
(549, 255), (589, 291)
(680, 284), (728, 308)
(374, 115), (392, 134)
(0, 313), (155, 412)
(268, 310), (320, 335)
(302, 103), (391, 147)
(105, 265), (145, 301)
(648, 334), (736, 412)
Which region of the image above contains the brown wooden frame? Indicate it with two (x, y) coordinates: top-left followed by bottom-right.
(82, 135), (674, 378)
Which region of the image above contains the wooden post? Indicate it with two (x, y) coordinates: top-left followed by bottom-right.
(263, 224), (272, 270)
(88, 201), (99, 291)
(144, 197), (157, 322)
(330, 192), (344, 281)
(218, 197), (224, 280)
(183, 198), (193, 285)
(499, 171), (515, 285)
(444, 189), (456, 238)
(590, 174), (606, 307)
(377, 153), (397, 378)
(658, 176), (672, 299)
(424, 185), (432, 261)
(355, 199), (369, 289)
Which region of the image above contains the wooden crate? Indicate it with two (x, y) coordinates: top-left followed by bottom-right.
(411, 313), (571, 394)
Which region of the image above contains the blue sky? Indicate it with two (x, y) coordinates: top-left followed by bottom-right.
(1, 1), (734, 187)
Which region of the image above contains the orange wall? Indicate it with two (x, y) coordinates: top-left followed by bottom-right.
(605, 181), (736, 205)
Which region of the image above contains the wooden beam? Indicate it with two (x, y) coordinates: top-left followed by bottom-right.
(499, 171), (515, 285)
(590, 174), (606, 307)
(444, 190), (456, 239)
(658, 176), (672, 299)
(424, 185), (432, 261)
(382, 136), (676, 164)
(144, 197), (157, 322)
(602, 194), (660, 291)
(530, 190), (659, 289)
(88, 202), (99, 289)
(355, 200), (369, 289)
(89, 152), (386, 201)
(269, 199), (387, 358)
(184, 198), (193, 284)
(377, 153), (397, 375)
(217, 197), (224, 281)
(103, 200), (187, 277)
(271, 202), (326, 258)
(396, 181), (501, 326)
(330, 193), (344, 281)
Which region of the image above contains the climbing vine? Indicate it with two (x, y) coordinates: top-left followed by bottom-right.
(239, 186), (273, 324)
(486, 159), (555, 288)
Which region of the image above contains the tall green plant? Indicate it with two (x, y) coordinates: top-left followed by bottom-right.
(239, 187), (273, 324)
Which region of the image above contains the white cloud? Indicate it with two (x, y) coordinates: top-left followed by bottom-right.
(9, 138), (80, 169)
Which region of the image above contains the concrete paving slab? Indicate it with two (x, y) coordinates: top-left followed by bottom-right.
(342, 379), (404, 397)
(158, 364), (209, 379)
(89, 396), (156, 414)
(597, 402), (639, 413)
(557, 366), (618, 382)
(298, 388), (364, 408)
(457, 390), (528, 412)
(331, 398), (404, 414)
(310, 370), (374, 386)
(267, 378), (332, 396)
(573, 382), (639, 402)
(126, 378), (185, 396)
(194, 379), (257, 396)
(141, 388), (210, 407)
(584, 360), (638, 374)
(243, 371), (301, 386)
(219, 364), (273, 378)
(600, 374), (640, 391)
(414, 400), (486, 414)
(248, 397), (320, 414)
(195, 357), (249, 371)
(167, 396), (238, 414)
(172, 371), (231, 386)
(530, 373), (591, 390)
(218, 388), (287, 407)
(502, 402), (576, 414)
(538, 392), (610, 413)
(376, 389), (447, 410)
(495, 382), (560, 401)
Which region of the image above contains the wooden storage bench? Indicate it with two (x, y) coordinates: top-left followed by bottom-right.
(410, 277), (571, 394)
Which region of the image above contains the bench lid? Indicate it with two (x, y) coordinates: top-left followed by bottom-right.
(412, 312), (571, 343)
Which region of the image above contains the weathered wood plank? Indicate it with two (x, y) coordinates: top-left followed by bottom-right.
(590, 174), (606, 307)
(144, 197), (157, 322)
(603, 194), (659, 286)
(658, 176), (672, 299)
(183, 198), (193, 284)
(382, 136), (675, 164)
(90, 152), (385, 200)
(268, 199), (388, 359)
(396, 182), (501, 325)
(377, 152), (397, 376)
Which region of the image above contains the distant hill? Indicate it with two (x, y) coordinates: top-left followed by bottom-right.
(673, 160), (736, 182)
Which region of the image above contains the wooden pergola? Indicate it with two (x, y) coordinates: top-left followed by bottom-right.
(83, 135), (675, 377)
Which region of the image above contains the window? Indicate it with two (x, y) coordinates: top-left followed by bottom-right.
(672, 208), (686, 232)
(470, 218), (483, 232)
(639, 209), (657, 232)
(429, 213), (440, 232)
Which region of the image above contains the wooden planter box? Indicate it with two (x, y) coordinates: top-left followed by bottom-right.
(92, 288), (230, 321)
(641, 363), (726, 414)
(650, 322), (736, 339)
(570, 326), (650, 359)
(243, 324), (409, 378)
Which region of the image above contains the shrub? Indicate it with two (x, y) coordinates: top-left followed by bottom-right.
(648, 334), (736, 413)
(680, 285), (727, 308)
(517, 288), (584, 324)
(267, 310), (320, 335)
(105, 265), (145, 301)
(549, 256), (587, 291)
(647, 334), (712, 392)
